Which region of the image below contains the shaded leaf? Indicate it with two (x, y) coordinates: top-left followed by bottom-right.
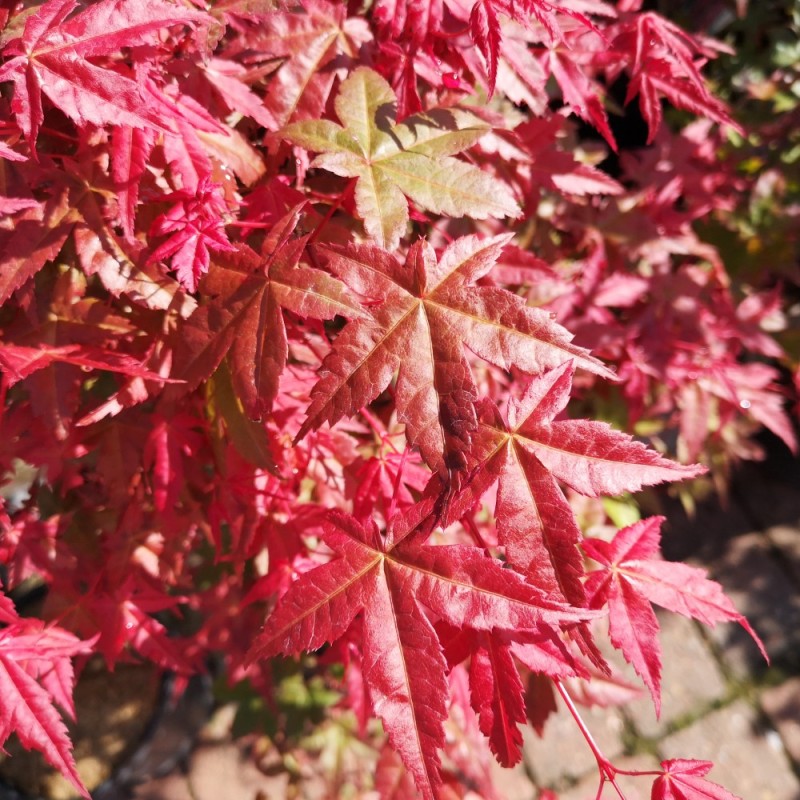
(170, 205), (363, 418)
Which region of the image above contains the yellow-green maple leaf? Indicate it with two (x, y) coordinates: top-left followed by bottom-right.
(281, 67), (520, 250)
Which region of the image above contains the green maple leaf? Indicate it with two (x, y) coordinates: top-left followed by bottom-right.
(281, 67), (520, 250)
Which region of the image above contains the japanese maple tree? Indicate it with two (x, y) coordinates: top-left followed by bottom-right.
(0, 0), (794, 798)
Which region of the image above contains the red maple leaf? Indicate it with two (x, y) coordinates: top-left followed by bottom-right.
(582, 517), (766, 713)
(299, 234), (613, 475)
(0, 605), (94, 799)
(547, 44), (617, 150)
(247, 504), (592, 798)
(614, 13), (740, 143)
(0, 187), (74, 306)
(147, 178), (235, 293)
(652, 759), (741, 800)
(468, 631), (527, 767)
(447, 362), (704, 605)
(111, 126), (156, 240)
(464, 0), (598, 97)
(0, 0), (212, 147)
(0, 342), (176, 389)
(250, 0), (370, 128)
(168, 204), (365, 418)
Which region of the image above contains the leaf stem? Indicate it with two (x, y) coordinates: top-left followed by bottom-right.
(307, 178), (357, 245)
(554, 679), (628, 800)
(386, 446), (410, 521)
(462, 514), (491, 555)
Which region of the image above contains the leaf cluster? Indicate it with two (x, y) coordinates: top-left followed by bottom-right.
(0, 1), (792, 798)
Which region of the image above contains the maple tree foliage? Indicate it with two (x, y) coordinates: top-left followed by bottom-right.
(582, 517), (766, 715)
(651, 759), (740, 800)
(0, 0), (795, 798)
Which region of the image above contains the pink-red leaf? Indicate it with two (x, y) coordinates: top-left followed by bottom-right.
(446, 363), (702, 606)
(470, 0), (502, 95)
(583, 518), (766, 712)
(0, 621), (94, 798)
(0, 0), (212, 145)
(248, 505), (592, 797)
(469, 633), (526, 767)
(300, 236), (612, 475)
(652, 759), (741, 800)
(0, 188), (74, 305)
(168, 206), (363, 418)
(0, 343), (177, 389)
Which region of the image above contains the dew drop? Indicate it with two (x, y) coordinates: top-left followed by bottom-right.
(292, 467), (300, 475)
(125, 621), (135, 630)
(656, 225), (666, 235)
(739, 399), (752, 409)
(549, 311), (557, 319)
(649, 38), (656, 46)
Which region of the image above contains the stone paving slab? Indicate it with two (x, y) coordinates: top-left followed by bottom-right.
(706, 534), (800, 677)
(556, 755), (662, 800)
(761, 678), (800, 769)
(187, 741), (290, 800)
(767, 525), (800, 584)
(489, 756), (538, 800)
(132, 773), (193, 800)
(624, 613), (726, 739)
(522, 696), (625, 788)
(659, 700), (800, 800)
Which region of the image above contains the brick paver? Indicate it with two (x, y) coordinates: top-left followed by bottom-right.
(624, 613), (726, 739)
(706, 533), (800, 677)
(522, 697), (625, 788)
(761, 678), (800, 769)
(659, 700), (800, 800)
(556, 755), (662, 800)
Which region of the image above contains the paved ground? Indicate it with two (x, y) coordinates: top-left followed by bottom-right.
(129, 435), (800, 800)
